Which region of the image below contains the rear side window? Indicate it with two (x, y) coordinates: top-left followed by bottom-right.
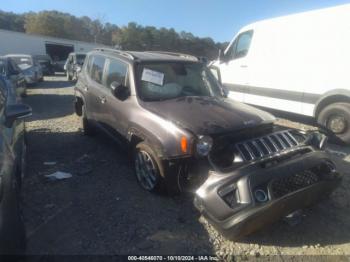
(90, 55), (106, 84)
(225, 30), (253, 60)
(104, 58), (128, 89)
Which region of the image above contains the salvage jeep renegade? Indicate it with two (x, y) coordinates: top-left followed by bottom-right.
(74, 48), (342, 239)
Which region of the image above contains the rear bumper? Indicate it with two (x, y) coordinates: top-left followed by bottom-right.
(194, 150), (342, 239)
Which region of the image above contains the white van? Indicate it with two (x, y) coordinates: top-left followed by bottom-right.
(213, 4), (350, 143)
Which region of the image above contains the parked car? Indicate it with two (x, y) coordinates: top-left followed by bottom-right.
(0, 76), (32, 254)
(212, 4), (350, 144)
(52, 58), (66, 73)
(74, 49), (342, 239)
(0, 56), (27, 97)
(64, 52), (86, 81)
(33, 54), (55, 76)
(6, 54), (43, 85)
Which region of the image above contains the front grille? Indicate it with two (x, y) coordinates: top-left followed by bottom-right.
(235, 130), (299, 161)
(270, 170), (320, 198)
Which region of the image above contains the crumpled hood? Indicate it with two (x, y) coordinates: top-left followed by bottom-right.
(142, 96), (275, 135)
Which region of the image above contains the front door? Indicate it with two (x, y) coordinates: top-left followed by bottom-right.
(219, 30), (253, 103)
(99, 57), (130, 136)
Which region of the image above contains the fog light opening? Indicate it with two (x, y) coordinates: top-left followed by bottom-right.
(254, 189), (268, 203)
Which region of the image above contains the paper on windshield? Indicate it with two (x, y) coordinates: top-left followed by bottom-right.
(141, 68), (164, 86)
(20, 58), (29, 62)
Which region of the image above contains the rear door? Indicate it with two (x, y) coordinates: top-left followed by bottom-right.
(219, 30), (253, 102)
(85, 55), (107, 122)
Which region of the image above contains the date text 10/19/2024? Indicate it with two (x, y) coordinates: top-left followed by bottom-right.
(128, 256), (219, 261)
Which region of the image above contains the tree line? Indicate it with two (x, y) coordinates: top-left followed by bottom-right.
(0, 10), (228, 59)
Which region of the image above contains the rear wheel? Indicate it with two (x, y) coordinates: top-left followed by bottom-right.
(134, 142), (165, 193)
(317, 102), (350, 144)
(81, 105), (95, 136)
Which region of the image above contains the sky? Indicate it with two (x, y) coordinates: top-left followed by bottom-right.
(2, 0), (350, 42)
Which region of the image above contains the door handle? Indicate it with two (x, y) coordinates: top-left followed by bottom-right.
(100, 97), (106, 104)
(240, 65), (248, 68)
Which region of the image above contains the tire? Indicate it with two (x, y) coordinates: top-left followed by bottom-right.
(134, 142), (166, 193)
(81, 105), (95, 136)
(317, 102), (350, 144)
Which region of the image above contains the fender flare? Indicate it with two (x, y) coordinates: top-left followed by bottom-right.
(127, 126), (165, 159)
(313, 89), (350, 117)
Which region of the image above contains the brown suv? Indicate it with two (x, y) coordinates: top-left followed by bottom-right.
(74, 49), (342, 239)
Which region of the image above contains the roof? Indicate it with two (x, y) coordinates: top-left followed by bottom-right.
(92, 48), (200, 63)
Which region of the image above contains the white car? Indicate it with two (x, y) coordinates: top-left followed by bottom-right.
(213, 4), (350, 143)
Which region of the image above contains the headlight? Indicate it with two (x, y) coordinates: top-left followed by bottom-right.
(196, 135), (213, 156)
(305, 131), (328, 150)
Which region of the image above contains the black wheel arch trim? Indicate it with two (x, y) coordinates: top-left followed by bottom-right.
(314, 89), (350, 117)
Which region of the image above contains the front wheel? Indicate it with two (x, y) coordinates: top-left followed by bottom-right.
(317, 102), (350, 144)
(134, 142), (166, 193)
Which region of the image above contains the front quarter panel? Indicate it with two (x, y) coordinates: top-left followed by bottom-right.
(127, 104), (193, 159)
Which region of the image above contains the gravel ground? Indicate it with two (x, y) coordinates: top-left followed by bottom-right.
(22, 76), (350, 259)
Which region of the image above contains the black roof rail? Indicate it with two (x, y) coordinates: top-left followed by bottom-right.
(146, 51), (199, 61)
(93, 48), (135, 60)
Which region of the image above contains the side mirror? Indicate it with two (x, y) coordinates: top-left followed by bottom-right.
(76, 66), (82, 73)
(110, 81), (128, 100)
(5, 104), (32, 128)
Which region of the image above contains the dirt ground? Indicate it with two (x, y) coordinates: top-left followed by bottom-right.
(22, 76), (350, 259)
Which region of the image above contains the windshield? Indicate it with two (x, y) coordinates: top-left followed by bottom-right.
(10, 56), (33, 67)
(136, 62), (222, 101)
(76, 54), (86, 65)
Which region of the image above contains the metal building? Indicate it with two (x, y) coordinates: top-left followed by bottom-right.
(0, 29), (107, 60)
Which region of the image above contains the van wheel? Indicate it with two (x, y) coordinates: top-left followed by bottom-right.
(134, 142), (166, 193)
(81, 105), (95, 136)
(317, 103), (350, 144)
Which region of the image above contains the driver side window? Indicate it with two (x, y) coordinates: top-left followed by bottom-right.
(225, 30), (253, 61)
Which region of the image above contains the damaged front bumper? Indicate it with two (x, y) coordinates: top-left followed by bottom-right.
(194, 149), (342, 239)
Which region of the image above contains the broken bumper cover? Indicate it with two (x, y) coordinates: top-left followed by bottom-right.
(194, 150), (342, 239)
